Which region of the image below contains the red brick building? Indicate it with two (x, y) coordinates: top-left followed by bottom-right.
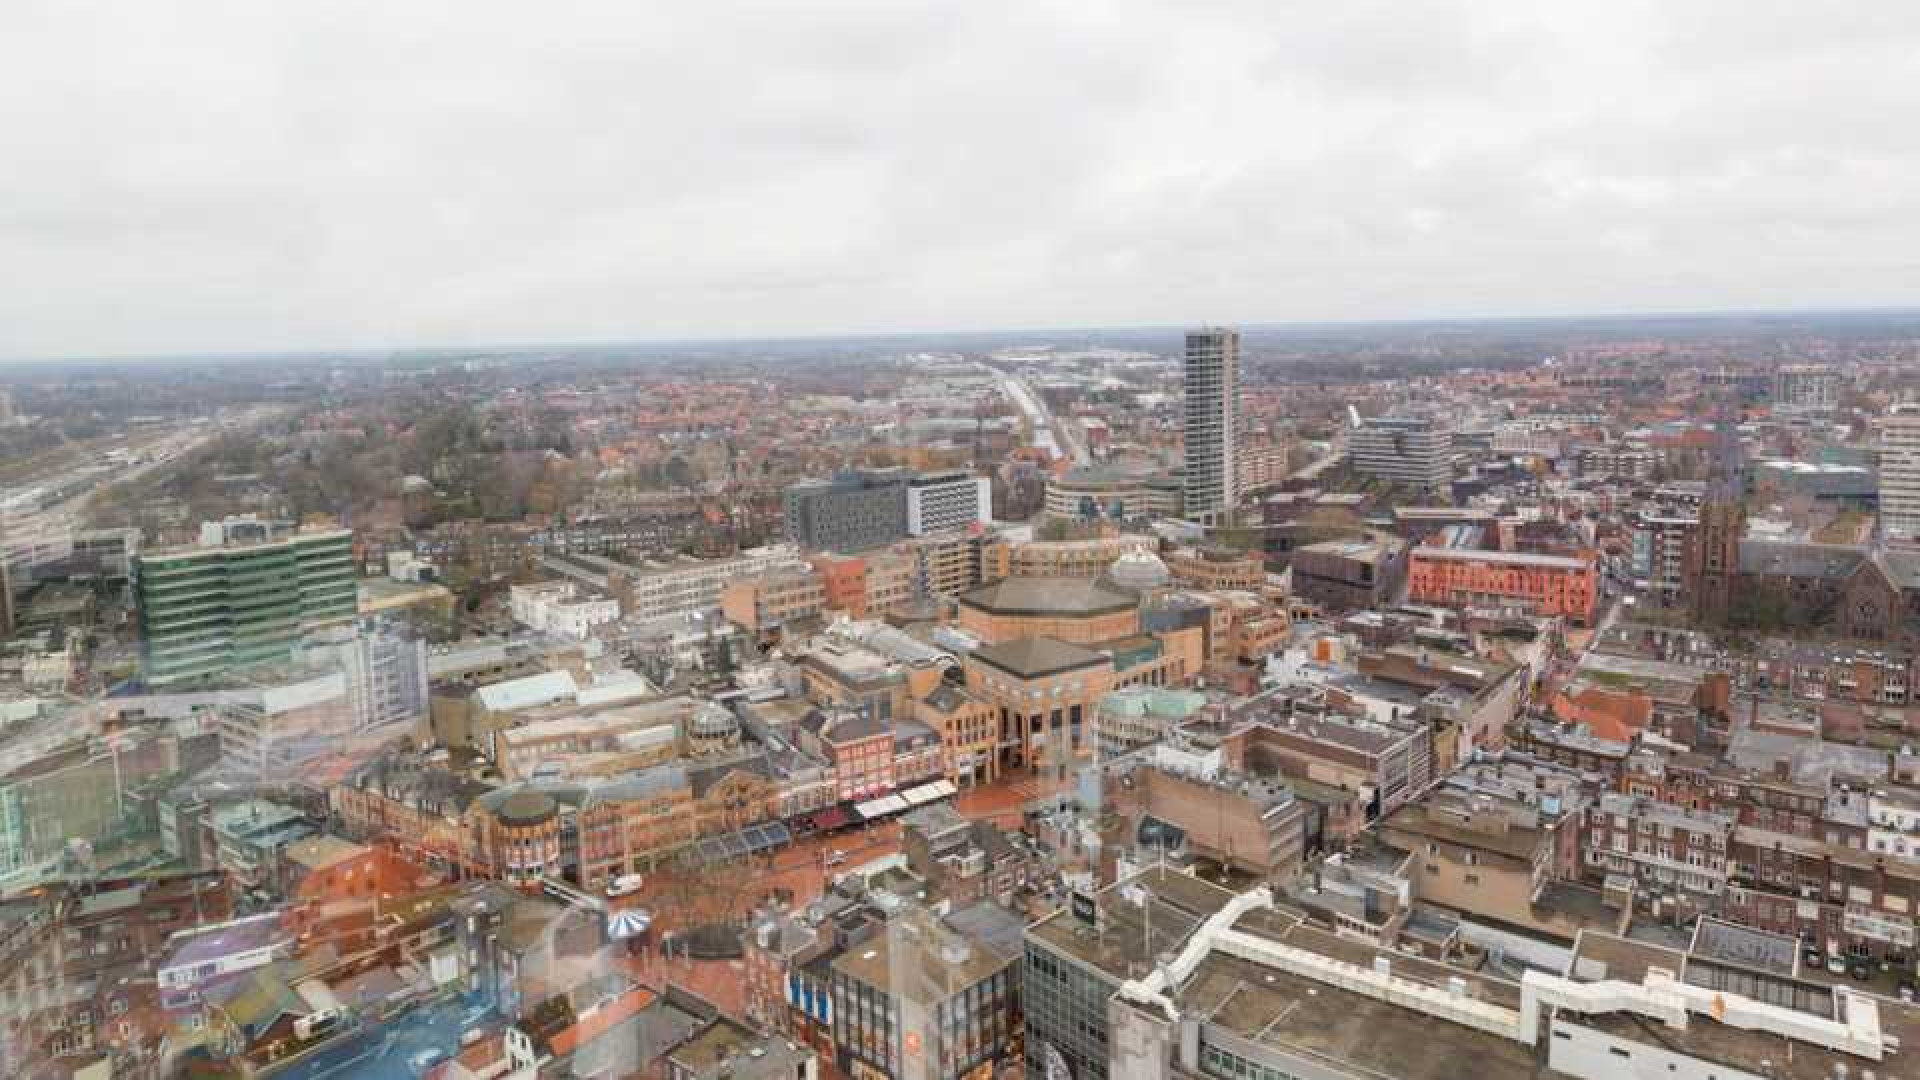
(1408, 547), (1600, 624)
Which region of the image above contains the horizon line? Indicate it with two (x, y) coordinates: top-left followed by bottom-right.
(6, 302), (1920, 369)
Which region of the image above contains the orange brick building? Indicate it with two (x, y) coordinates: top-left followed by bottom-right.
(1166, 546), (1266, 590)
(956, 577), (1141, 645)
(1408, 547), (1599, 625)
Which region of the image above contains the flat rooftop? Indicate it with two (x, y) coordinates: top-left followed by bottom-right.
(1027, 865), (1239, 981)
(1180, 951), (1541, 1080)
(1411, 546), (1589, 570)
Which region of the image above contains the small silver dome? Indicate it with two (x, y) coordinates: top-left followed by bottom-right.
(689, 702), (739, 740)
(1108, 550), (1171, 590)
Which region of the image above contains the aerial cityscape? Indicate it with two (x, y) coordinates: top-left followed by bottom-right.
(8, 5), (1920, 1080)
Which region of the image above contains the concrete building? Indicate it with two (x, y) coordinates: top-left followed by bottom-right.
(1119, 761), (1309, 881)
(1881, 405), (1920, 546)
(784, 468), (912, 554)
(1630, 511), (1695, 608)
(829, 908), (1018, 1080)
(562, 545), (806, 622)
(984, 532), (1159, 580)
(1076, 876), (1920, 1080)
(134, 519), (356, 685)
(1023, 866), (1239, 1080)
(1182, 327), (1240, 525)
(1579, 445), (1658, 481)
(1045, 465), (1185, 522)
(1289, 535), (1408, 613)
(1751, 459), (1876, 506)
(786, 469), (990, 553)
(905, 471), (992, 537)
(899, 531), (989, 600)
(1348, 416), (1451, 492)
(1378, 756), (1588, 932)
(722, 565), (828, 642)
(215, 668), (357, 776)
(1773, 363), (1841, 412)
(508, 581), (620, 640)
(1164, 546), (1264, 591)
(306, 621), (430, 732)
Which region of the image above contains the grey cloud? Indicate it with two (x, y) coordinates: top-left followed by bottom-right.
(3, 1), (1920, 359)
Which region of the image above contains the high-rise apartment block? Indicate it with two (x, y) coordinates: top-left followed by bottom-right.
(134, 517), (357, 685)
(1182, 327), (1240, 525)
(1348, 415), (1452, 493)
(1882, 406), (1920, 546)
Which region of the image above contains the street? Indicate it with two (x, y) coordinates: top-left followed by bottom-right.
(273, 995), (484, 1080)
(992, 366), (1089, 465)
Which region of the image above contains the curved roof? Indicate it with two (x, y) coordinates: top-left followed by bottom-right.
(1107, 550), (1171, 590)
(689, 702), (740, 739)
(495, 790), (559, 827)
(959, 576), (1137, 618)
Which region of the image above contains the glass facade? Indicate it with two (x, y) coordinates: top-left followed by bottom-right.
(1023, 940), (1114, 1080)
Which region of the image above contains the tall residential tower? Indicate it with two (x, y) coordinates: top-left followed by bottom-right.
(1182, 327), (1240, 526)
(1882, 405), (1920, 547)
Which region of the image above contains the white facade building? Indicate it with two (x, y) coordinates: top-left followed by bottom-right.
(905, 472), (992, 536)
(1881, 406), (1920, 546)
(1349, 415), (1452, 492)
(509, 581), (620, 640)
(623, 545), (807, 622)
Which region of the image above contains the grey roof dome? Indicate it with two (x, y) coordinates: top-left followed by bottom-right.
(689, 702), (739, 740)
(1108, 550), (1171, 590)
(495, 790), (558, 827)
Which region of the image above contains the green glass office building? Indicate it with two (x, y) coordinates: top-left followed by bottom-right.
(135, 526), (357, 685)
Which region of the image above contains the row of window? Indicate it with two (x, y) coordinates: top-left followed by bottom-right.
(1200, 1043), (1304, 1080)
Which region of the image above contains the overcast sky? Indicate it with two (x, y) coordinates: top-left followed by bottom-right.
(5, 3), (1919, 360)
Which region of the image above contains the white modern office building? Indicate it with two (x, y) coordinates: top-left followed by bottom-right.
(1349, 415), (1452, 493)
(906, 471), (992, 536)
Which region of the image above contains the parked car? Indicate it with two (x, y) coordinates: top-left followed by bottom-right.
(824, 849), (847, 867)
(1848, 958), (1873, 981)
(1826, 954), (1849, 976)
(409, 1048), (448, 1076)
(1897, 980), (1916, 1003)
